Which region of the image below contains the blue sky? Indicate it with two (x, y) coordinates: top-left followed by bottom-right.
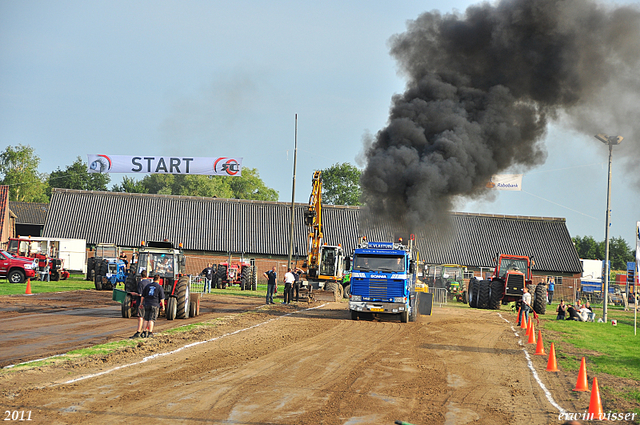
(1, 0), (639, 247)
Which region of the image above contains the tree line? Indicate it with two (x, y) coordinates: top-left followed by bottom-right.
(0, 145), (364, 206)
(572, 235), (636, 271)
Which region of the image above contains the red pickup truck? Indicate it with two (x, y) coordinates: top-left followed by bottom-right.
(0, 250), (38, 283)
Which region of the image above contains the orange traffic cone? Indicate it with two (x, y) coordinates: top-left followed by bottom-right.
(588, 377), (604, 420)
(527, 322), (536, 344)
(546, 342), (559, 372)
(25, 278), (32, 295)
(526, 316), (533, 336)
(520, 311), (527, 329)
(534, 330), (545, 355)
(573, 357), (589, 392)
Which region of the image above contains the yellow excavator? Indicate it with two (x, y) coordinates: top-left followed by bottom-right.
(301, 171), (348, 301)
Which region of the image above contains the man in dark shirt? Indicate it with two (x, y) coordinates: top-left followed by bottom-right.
(292, 267), (303, 302)
(264, 266), (277, 304)
(201, 263), (213, 293)
(140, 275), (165, 338)
(566, 304), (582, 321)
(130, 270), (152, 338)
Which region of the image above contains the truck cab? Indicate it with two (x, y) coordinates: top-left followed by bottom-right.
(348, 238), (418, 323)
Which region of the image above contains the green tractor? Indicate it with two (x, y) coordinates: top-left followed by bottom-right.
(426, 264), (468, 303)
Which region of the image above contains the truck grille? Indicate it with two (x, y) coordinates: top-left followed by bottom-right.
(351, 278), (404, 300)
(505, 274), (525, 296)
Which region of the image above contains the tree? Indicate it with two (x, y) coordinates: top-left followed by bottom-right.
(572, 235), (634, 270)
(321, 162), (362, 206)
(110, 167), (277, 201)
(0, 145), (49, 202)
(48, 157), (110, 196)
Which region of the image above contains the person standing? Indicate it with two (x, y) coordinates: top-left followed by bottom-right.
(202, 263), (213, 293)
(292, 267), (303, 302)
(130, 270), (152, 338)
(547, 277), (555, 304)
(283, 268), (295, 304)
(264, 266), (277, 304)
(140, 275), (165, 338)
(517, 286), (532, 326)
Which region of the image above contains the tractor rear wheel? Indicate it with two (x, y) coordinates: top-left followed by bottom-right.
(95, 274), (103, 290)
(86, 257), (95, 280)
(217, 265), (227, 289)
(240, 266), (251, 290)
(477, 280), (491, 309)
(251, 266), (257, 290)
(489, 279), (504, 310)
(534, 283), (547, 315)
(468, 278), (477, 308)
(166, 297), (177, 320)
(122, 294), (132, 318)
(175, 276), (190, 319)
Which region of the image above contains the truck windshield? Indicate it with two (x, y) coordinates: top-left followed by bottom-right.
(498, 258), (528, 278)
(353, 254), (404, 272)
(137, 252), (175, 277)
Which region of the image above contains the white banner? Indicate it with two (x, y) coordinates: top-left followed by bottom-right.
(485, 174), (523, 191)
(87, 155), (243, 176)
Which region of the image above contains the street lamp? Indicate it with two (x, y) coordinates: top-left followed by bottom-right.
(594, 133), (623, 323)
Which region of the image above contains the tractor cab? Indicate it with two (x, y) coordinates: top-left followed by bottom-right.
(494, 255), (532, 299)
(134, 241), (186, 292)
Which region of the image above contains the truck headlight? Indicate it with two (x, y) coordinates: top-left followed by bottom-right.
(350, 295), (362, 302)
(24, 263), (33, 270)
(393, 297), (407, 303)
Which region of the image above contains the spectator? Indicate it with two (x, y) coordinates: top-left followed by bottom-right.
(201, 263), (213, 293)
(292, 267), (303, 302)
(566, 304), (582, 321)
(547, 277), (555, 304)
(130, 270), (152, 338)
(119, 252), (129, 267)
(139, 275), (165, 338)
(556, 299), (567, 320)
(263, 266), (277, 305)
(283, 267), (295, 304)
(517, 286), (532, 326)
(584, 301), (596, 322)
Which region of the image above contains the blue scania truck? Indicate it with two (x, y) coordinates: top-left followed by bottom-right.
(348, 237), (420, 322)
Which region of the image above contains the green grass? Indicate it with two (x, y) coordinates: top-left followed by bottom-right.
(538, 303), (640, 381)
(0, 274), (94, 296)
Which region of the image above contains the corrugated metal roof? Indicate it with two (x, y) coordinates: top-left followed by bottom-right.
(43, 188), (582, 274)
(9, 202), (49, 225)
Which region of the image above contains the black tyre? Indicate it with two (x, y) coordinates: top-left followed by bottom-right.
(166, 296), (177, 320)
(241, 267), (251, 291)
(351, 310), (359, 320)
(251, 266), (257, 291)
(343, 284), (351, 298)
(217, 265), (227, 289)
(122, 294), (132, 318)
(50, 270), (60, 281)
(462, 290), (468, 304)
(175, 276), (190, 319)
(100, 259), (108, 276)
(8, 269), (25, 284)
(477, 280), (491, 309)
(468, 278), (478, 308)
(95, 274), (103, 290)
(489, 279), (504, 310)
(534, 283), (547, 315)
(125, 275), (137, 293)
(86, 257), (95, 280)
(189, 298), (200, 317)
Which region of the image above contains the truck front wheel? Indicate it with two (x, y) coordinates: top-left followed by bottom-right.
(400, 310), (409, 323)
(8, 269), (25, 284)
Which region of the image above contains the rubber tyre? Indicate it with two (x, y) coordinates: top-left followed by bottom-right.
(477, 280), (491, 309)
(86, 257), (95, 280)
(251, 266), (257, 290)
(351, 310), (359, 320)
(95, 274), (103, 290)
(400, 310), (409, 323)
(468, 278), (477, 308)
(189, 300), (197, 318)
(217, 265), (227, 289)
(100, 259), (108, 276)
(8, 269), (25, 284)
(343, 284), (351, 298)
(175, 276), (190, 319)
(462, 290), (468, 304)
(489, 279), (504, 310)
(534, 283), (547, 315)
(240, 267), (251, 291)
(122, 294), (132, 318)
(125, 275), (137, 293)
(166, 296), (177, 320)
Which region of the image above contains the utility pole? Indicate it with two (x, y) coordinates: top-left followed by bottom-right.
(288, 114), (298, 270)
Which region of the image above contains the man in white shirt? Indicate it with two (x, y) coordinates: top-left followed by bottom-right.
(283, 268), (295, 304)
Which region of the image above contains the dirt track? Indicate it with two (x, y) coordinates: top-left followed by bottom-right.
(1, 290), (605, 424)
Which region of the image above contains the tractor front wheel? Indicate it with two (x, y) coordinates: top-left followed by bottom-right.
(534, 283), (547, 315)
(122, 294), (132, 318)
(166, 297), (177, 320)
(489, 279), (504, 310)
(477, 280), (491, 309)
(175, 276), (190, 319)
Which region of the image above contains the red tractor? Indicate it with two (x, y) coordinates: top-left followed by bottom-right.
(216, 257), (256, 290)
(468, 254), (546, 314)
(7, 237), (70, 281)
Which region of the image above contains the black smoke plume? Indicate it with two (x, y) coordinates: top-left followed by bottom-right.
(361, 0), (640, 229)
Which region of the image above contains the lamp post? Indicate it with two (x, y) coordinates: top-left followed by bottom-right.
(594, 133), (623, 323)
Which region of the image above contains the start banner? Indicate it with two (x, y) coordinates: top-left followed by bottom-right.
(485, 174), (523, 191)
(87, 154), (243, 176)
